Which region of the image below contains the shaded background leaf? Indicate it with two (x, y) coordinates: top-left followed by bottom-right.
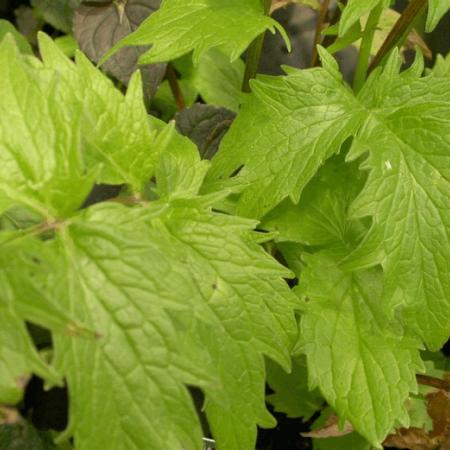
(31, 0), (80, 34)
(175, 104), (235, 160)
(74, 0), (166, 98)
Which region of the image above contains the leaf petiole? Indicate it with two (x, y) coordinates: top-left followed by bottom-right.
(353, 2), (383, 92)
(241, 0), (272, 93)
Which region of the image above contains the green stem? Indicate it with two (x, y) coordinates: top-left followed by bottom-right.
(320, 0), (348, 54)
(353, 3), (383, 92)
(241, 0), (272, 93)
(368, 0), (427, 74)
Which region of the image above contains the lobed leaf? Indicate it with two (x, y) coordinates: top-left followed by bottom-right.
(0, 237), (75, 405)
(0, 36), (95, 218)
(38, 33), (161, 192)
(298, 250), (423, 446)
(210, 49), (450, 351)
(206, 60), (364, 219)
(49, 196), (297, 450)
(266, 355), (323, 419)
(346, 54), (450, 350)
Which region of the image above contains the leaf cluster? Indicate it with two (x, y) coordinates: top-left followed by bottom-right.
(0, 1), (449, 450)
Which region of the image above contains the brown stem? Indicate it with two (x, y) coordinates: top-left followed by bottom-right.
(310, 0), (331, 66)
(417, 374), (450, 392)
(109, 195), (144, 206)
(368, 0), (427, 74)
(166, 64), (186, 111)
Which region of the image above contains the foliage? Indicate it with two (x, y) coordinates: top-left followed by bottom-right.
(0, 1), (449, 450)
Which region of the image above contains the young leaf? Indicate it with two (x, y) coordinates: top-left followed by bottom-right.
(340, 0), (449, 35)
(193, 49), (244, 112)
(155, 122), (210, 199)
(430, 53), (450, 77)
(298, 249), (423, 446)
(426, 0), (450, 32)
(0, 36), (95, 218)
(101, 0), (290, 65)
(261, 155), (367, 246)
(339, 0), (389, 36)
(266, 355), (323, 419)
(47, 149), (297, 450)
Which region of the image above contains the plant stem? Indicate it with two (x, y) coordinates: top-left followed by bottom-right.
(353, 3), (383, 92)
(166, 63), (185, 110)
(310, 0), (331, 67)
(416, 374), (450, 392)
(241, 0), (272, 93)
(368, 0), (427, 74)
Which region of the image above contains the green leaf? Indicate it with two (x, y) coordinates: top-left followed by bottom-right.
(0, 36), (95, 218)
(426, 0), (450, 32)
(298, 249), (423, 446)
(261, 155), (367, 246)
(193, 49), (244, 112)
(339, 0), (383, 36)
(266, 355), (323, 419)
(155, 123), (210, 199)
(0, 236), (81, 334)
(0, 20), (33, 54)
(209, 49), (450, 350)
(101, 0), (290, 65)
(53, 35), (78, 58)
(429, 53), (450, 77)
(339, 0), (449, 35)
(48, 196), (297, 449)
(206, 62), (365, 219)
(0, 237), (70, 404)
(0, 305), (58, 405)
(345, 54), (450, 349)
(38, 33), (160, 192)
